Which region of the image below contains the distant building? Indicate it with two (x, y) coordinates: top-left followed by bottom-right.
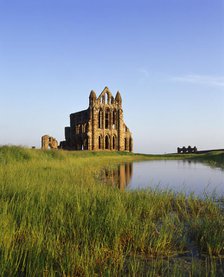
(60, 87), (133, 151)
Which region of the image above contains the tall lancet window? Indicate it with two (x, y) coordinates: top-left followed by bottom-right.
(99, 136), (101, 149)
(113, 110), (116, 129)
(98, 109), (103, 128)
(105, 109), (110, 129)
(105, 135), (110, 149)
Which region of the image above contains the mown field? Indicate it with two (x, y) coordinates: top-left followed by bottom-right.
(0, 146), (224, 276)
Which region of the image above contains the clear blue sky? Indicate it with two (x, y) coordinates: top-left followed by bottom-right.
(0, 0), (223, 153)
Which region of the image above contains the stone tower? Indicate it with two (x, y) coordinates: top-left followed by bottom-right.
(60, 87), (133, 151)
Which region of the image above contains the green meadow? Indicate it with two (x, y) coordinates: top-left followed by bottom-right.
(0, 146), (224, 276)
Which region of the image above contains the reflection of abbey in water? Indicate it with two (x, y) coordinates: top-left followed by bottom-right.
(60, 87), (133, 151)
(102, 163), (133, 190)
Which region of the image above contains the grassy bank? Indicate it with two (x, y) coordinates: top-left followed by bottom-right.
(0, 146), (224, 276)
(191, 151), (224, 169)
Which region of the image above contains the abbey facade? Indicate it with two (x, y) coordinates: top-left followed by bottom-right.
(60, 87), (133, 152)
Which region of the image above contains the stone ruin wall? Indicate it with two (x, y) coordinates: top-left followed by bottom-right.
(60, 87), (133, 152)
(41, 87), (133, 152)
(41, 135), (58, 150)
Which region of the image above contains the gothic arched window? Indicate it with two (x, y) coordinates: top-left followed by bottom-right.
(99, 136), (101, 149)
(105, 135), (110, 150)
(105, 109), (110, 129)
(98, 109), (103, 128)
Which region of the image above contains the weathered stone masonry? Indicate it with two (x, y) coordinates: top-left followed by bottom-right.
(60, 87), (133, 151)
(41, 135), (58, 150)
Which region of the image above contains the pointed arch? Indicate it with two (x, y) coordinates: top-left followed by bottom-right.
(105, 93), (109, 104)
(105, 135), (110, 150)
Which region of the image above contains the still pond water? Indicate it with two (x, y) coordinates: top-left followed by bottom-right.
(103, 160), (224, 197)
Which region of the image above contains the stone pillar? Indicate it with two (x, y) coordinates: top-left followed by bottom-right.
(93, 107), (98, 150)
(87, 120), (92, 150)
(91, 107), (98, 150)
(130, 137), (133, 152)
(118, 108), (124, 151)
(41, 135), (49, 150)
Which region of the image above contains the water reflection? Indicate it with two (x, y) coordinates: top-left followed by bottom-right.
(101, 160), (224, 197)
(101, 163), (133, 190)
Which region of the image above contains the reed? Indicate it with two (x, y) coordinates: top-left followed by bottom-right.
(0, 146), (223, 276)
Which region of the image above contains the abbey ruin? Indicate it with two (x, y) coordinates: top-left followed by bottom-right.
(41, 135), (58, 150)
(59, 87), (133, 152)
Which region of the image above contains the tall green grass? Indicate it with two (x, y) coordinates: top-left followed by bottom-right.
(0, 146), (223, 276)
